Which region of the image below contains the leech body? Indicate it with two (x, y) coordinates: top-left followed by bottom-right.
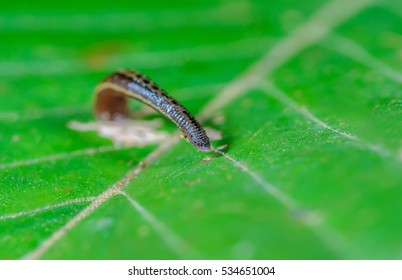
(94, 70), (211, 152)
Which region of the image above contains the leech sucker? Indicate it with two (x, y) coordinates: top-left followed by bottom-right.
(94, 69), (212, 152)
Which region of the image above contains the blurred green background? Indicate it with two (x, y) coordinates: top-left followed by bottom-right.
(0, 0), (401, 259)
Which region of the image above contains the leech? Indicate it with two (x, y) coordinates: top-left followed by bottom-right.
(94, 70), (212, 152)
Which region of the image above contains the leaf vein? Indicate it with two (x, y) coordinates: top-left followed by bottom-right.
(121, 191), (201, 259)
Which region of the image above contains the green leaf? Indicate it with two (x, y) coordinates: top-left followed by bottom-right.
(1, 0), (401, 260)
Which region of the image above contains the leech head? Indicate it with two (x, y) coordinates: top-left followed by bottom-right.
(192, 140), (212, 152)
(186, 130), (212, 152)
(197, 143), (213, 152)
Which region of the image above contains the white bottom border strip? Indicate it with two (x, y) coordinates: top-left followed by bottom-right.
(1, 260), (402, 280)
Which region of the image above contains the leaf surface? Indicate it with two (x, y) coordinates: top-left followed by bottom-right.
(0, 0), (401, 259)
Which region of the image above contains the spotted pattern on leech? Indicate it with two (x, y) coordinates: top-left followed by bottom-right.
(129, 71), (168, 96)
